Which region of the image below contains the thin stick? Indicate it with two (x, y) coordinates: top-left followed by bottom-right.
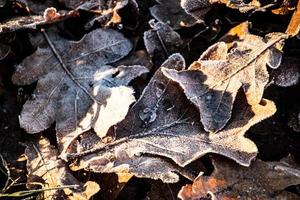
(41, 29), (100, 104)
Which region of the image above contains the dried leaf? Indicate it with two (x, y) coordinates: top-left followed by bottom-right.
(150, 0), (197, 29)
(0, 9), (78, 33)
(286, 0), (300, 37)
(65, 54), (276, 183)
(61, 0), (136, 27)
(178, 156), (300, 200)
(144, 20), (185, 66)
(12, 29), (148, 153)
(272, 0), (294, 15)
(162, 25), (286, 132)
(25, 137), (100, 200)
(181, 0), (261, 22)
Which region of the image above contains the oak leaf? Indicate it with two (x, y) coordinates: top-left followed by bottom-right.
(178, 156), (300, 200)
(25, 137), (100, 200)
(12, 29), (148, 152)
(64, 54), (276, 183)
(162, 28), (286, 132)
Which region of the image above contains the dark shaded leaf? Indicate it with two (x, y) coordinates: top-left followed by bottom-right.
(144, 20), (185, 66)
(150, 0), (197, 29)
(271, 57), (300, 87)
(178, 156), (300, 200)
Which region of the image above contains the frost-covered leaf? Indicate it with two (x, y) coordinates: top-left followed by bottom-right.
(12, 29), (148, 152)
(178, 156), (300, 200)
(64, 54), (276, 183)
(144, 20), (184, 66)
(181, 0), (261, 22)
(25, 137), (100, 200)
(61, 0), (137, 27)
(0, 8), (77, 33)
(271, 57), (299, 87)
(150, 0), (197, 29)
(162, 25), (286, 132)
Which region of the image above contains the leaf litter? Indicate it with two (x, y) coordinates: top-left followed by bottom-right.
(0, 0), (299, 199)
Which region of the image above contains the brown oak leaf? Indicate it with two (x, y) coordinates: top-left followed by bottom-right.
(162, 28), (286, 132)
(178, 156), (300, 200)
(64, 54), (276, 183)
(12, 29), (148, 153)
(150, 0), (197, 29)
(25, 137), (100, 200)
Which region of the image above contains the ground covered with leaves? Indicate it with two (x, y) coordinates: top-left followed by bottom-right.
(0, 0), (300, 199)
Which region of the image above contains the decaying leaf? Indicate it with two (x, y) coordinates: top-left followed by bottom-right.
(0, 8), (78, 33)
(63, 54), (276, 183)
(181, 0), (261, 22)
(271, 57), (300, 87)
(150, 0), (197, 29)
(178, 156), (300, 200)
(25, 137), (100, 200)
(144, 20), (185, 66)
(12, 29), (148, 153)
(162, 25), (286, 132)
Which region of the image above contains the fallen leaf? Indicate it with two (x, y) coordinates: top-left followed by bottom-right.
(25, 137), (100, 200)
(162, 25), (286, 132)
(61, 0), (137, 27)
(150, 0), (197, 29)
(12, 29), (148, 153)
(178, 156), (300, 200)
(286, 0), (300, 36)
(181, 0), (261, 22)
(144, 20), (185, 66)
(64, 54), (276, 183)
(0, 9), (78, 33)
(272, 0), (294, 16)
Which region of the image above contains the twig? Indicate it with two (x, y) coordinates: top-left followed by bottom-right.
(41, 29), (100, 104)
